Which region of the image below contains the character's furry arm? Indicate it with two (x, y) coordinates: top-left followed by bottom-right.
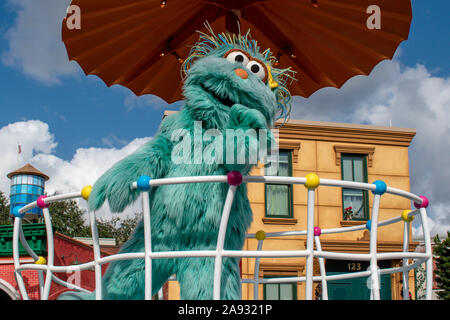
(88, 120), (175, 213)
(224, 104), (275, 173)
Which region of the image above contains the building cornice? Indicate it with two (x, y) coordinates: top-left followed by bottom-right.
(276, 120), (416, 147)
(162, 110), (416, 147)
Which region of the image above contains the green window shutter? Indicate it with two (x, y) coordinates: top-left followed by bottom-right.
(264, 150), (293, 218)
(263, 277), (297, 300)
(341, 154), (369, 221)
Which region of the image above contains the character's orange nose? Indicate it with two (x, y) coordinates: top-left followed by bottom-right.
(234, 68), (248, 79)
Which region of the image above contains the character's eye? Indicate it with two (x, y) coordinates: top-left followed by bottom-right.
(246, 60), (266, 81)
(225, 50), (250, 66)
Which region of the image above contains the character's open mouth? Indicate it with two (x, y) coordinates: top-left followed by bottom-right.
(201, 84), (235, 108)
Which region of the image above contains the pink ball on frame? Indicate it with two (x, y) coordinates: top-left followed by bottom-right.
(227, 171), (243, 186)
(36, 195), (50, 209)
(414, 195), (429, 209)
(314, 227), (322, 236)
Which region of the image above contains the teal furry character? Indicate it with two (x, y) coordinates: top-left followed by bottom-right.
(59, 26), (294, 300)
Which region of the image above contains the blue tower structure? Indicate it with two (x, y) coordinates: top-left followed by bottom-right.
(7, 163), (49, 217)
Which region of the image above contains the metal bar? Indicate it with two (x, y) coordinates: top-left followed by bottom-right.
(142, 191), (153, 300)
(42, 207), (55, 300)
(131, 176), (228, 189)
(419, 208), (433, 300)
(385, 187), (423, 204)
(402, 220), (410, 300)
(18, 192), (81, 213)
(241, 258), (428, 284)
(18, 227), (39, 260)
(89, 208), (103, 300)
(213, 185), (237, 300)
(253, 240), (264, 300)
(305, 189), (315, 300)
(369, 194), (381, 300)
(315, 236), (328, 300)
(50, 274), (91, 294)
(13, 218), (30, 300)
(17, 221), (45, 298)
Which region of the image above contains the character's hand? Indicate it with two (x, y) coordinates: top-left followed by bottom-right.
(227, 103), (276, 153)
(87, 167), (139, 213)
(228, 104), (269, 131)
(224, 104), (273, 173)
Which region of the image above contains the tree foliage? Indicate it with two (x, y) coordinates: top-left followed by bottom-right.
(0, 189), (140, 245)
(49, 195), (141, 244)
(48, 198), (91, 237)
(0, 191), (11, 225)
(433, 231), (450, 300)
(96, 213), (142, 245)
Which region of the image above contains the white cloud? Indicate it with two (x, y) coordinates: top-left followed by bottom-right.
(0, 120), (57, 190)
(33, 137), (151, 196)
(412, 205), (450, 241)
(291, 59), (450, 238)
(33, 136), (151, 219)
(291, 59), (402, 123)
(1, 0), (79, 84)
(0, 120), (151, 219)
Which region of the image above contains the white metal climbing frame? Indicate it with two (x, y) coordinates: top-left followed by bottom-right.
(12, 173), (433, 300)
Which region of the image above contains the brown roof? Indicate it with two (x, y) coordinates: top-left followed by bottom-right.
(100, 246), (121, 256)
(7, 163), (50, 181)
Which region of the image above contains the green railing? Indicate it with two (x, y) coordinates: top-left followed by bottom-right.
(0, 223), (47, 257)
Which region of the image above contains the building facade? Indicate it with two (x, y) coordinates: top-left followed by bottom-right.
(165, 115), (419, 300)
(241, 119), (418, 300)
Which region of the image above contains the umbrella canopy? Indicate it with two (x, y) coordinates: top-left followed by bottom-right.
(62, 0), (412, 103)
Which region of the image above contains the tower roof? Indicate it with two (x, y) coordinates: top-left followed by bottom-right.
(7, 163), (49, 181)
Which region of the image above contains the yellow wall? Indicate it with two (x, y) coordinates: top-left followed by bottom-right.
(241, 120), (417, 300)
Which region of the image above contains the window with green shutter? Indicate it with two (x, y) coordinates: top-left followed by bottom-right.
(341, 154), (369, 221)
(264, 150), (293, 218)
(263, 277), (297, 300)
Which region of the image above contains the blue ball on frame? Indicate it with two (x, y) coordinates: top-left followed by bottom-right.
(137, 176), (151, 191)
(371, 180), (387, 195)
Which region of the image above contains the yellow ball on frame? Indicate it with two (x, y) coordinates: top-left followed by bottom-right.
(81, 185), (93, 201)
(35, 256), (46, 265)
(401, 210), (414, 222)
(305, 173), (320, 189)
(255, 230), (266, 241)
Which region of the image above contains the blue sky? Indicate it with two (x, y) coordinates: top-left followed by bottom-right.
(0, 0), (449, 234)
(0, 0), (182, 161)
(400, 1), (450, 77)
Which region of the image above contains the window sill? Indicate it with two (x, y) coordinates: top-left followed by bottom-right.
(262, 217), (298, 225)
(340, 220), (367, 227)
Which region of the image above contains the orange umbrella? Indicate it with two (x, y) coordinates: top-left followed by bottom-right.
(62, 0), (412, 103)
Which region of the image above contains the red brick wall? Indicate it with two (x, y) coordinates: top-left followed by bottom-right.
(0, 233), (111, 300)
(49, 234), (110, 299)
(0, 263), (41, 299)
